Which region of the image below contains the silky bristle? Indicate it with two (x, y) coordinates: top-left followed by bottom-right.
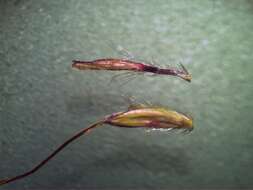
(146, 128), (174, 133)
(145, 127), (193, 134)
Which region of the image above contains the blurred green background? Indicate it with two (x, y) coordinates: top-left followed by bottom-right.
(1, 0), (253, 189)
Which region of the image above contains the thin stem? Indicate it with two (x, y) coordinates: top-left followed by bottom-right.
(0, 121), (104, 186)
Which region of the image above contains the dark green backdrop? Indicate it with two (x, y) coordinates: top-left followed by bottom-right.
(1, 0), (253, 189)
